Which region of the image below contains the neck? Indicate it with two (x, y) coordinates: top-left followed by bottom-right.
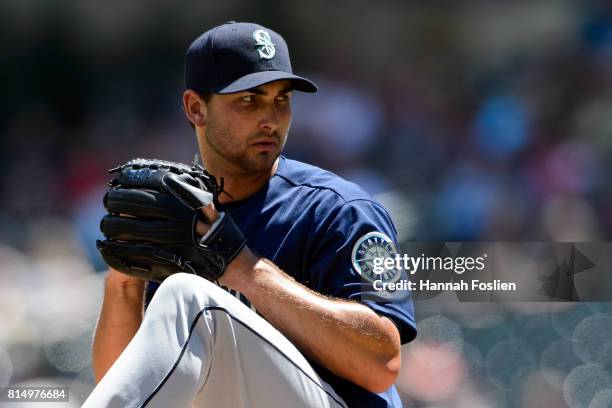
(201, 153), (279, 204)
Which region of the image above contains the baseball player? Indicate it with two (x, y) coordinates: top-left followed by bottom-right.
(85, 21), (416, 408)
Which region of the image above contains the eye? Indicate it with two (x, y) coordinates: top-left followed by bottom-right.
(276, 94), (291, 103)
(240, 95), (255, 103)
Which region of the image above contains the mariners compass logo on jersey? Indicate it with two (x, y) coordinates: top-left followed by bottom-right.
(352, 232), (402, 284)
(253, 29), (276, 59)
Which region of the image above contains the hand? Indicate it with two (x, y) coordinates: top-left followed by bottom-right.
(196, 203), (255, 289)
(98, 158), (246, 282)
(196, 203), (258, 289)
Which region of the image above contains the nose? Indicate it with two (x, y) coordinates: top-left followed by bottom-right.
(259, 103), (279, 133)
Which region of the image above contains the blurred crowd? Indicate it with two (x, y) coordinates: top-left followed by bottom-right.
(1, 1), (611, 407)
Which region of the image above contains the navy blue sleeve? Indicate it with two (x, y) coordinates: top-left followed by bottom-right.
(307, 199), (417, 344)
(144, 281), (160, 310)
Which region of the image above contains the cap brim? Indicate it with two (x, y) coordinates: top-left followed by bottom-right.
(212, 71), (318, 94)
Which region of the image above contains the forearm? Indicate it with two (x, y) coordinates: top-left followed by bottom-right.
(222, 250), (401, 392)
(92, 273), (145, 383)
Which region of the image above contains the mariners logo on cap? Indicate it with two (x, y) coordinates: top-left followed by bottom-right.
(253, 29), (276, 59)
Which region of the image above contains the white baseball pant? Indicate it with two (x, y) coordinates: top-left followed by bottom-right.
(83, 273), (347, 408)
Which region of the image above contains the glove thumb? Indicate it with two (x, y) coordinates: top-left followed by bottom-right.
(162, 172), (214, 210)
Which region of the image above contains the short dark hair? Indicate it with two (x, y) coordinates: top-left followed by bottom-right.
(199, 91), (213, 104)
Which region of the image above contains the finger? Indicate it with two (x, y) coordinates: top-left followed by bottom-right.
(105, 188), (191, 220)
(196, 220), (211, 236)
(197, 203), (218, 236)
(201, 202), (219, 223)
(100, 214), (192, 244)
(114, 165), (168, 190)
(97, 240), (180, 281)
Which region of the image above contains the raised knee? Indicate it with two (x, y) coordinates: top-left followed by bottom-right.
(158, 273), (211, 297)
(154, 273), (229, 310)
(163, 272), (204, 287)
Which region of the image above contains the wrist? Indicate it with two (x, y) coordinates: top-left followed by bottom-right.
(218, 246), (259, 290)
(105, 268), (146, 290)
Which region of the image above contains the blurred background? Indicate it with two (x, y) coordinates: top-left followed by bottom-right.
(1, 0), (612, 406)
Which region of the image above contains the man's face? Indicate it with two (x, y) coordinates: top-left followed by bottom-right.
(203, 79), (293, 173)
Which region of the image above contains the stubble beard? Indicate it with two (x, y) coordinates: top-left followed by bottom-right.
(205, 123), (287, 174)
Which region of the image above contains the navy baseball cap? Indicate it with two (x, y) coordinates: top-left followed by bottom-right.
(185, 21), (317, 94)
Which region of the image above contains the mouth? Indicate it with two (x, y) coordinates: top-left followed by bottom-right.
(251, 138), (278, 149)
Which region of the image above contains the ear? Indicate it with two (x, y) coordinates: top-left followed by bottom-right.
(183, 90), (208, 127)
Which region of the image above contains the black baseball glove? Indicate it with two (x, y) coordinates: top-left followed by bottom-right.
(96, 158), (246, 282)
